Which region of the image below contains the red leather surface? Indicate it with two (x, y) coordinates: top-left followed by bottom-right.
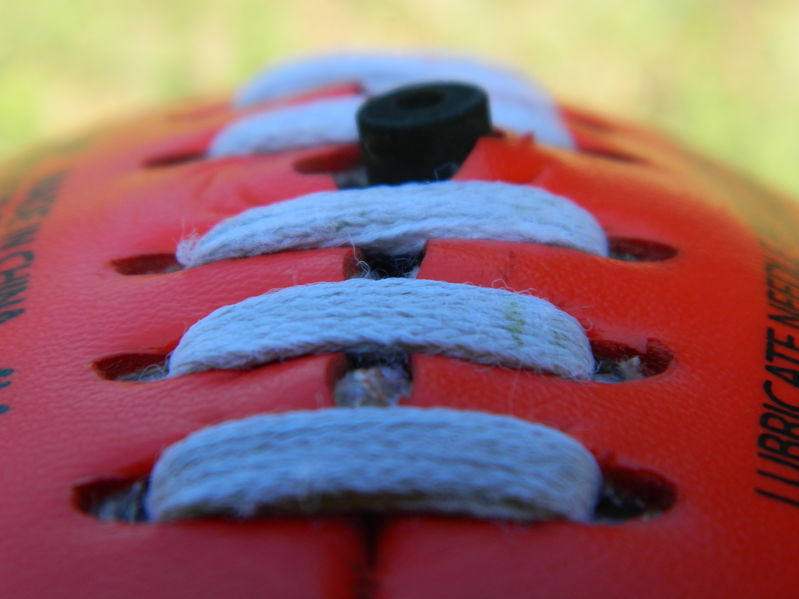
(0, 88), (797, 598)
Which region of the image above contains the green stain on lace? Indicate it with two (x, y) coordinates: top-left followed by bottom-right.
(333, 219), (354, 232)
(503, 301), (526, 347)
(551, 329), (571, 349)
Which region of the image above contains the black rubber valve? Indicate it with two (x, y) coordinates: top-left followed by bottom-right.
(356, 82), (492, 185)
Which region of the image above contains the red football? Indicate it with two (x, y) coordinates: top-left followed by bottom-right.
(0, 52), (797, 598)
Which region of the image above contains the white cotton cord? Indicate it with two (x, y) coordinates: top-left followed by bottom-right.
(216, 52), (575, 153)
(212, 95), (571, 157)
(145, 407), (602, 523)
(491, 97), (576, 153)
(209, 95), (364, 158)
(234, 52), (572, 148)
(177, 180), (608, 268)
(211, 94), (573, 158)
(166, 278), (594, 379)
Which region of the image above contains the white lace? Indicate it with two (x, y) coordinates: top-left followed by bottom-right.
(147, 407), (601, 523)
(210, 95), (366, 158)
(211, 51), (574, 157)
(144, 53), (605, 523)
(167, 278), (595, 379)
(177, 180), (608, 268)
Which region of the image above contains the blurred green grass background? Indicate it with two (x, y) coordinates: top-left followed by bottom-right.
(1, 0), (797, 195)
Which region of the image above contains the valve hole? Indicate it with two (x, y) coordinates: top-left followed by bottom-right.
(396, 89), (445, 110)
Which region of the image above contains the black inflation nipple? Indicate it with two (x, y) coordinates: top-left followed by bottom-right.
(356, 82), (492, 185)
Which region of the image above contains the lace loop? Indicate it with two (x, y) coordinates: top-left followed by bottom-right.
(211, 51), (574, 157)
(167, 278), (594, 379)
(177, 180), (608, 268)
(146, 407), (602, 523)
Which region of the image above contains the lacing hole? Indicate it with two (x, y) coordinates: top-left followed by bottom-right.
(73, 477), (149, 523)
(594, 461), (677, 521)
(608, 238), (678, 262)
(111, 254), (182, 275)
(579, 146), (642, 164)
(567, 111), (616, 133)
(75, 459), (678, 524)
(94, 354), (168, 382)
(293, 145), (362, 174)
(143, 151), (205, 168)
(592, 339), (672, 382)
